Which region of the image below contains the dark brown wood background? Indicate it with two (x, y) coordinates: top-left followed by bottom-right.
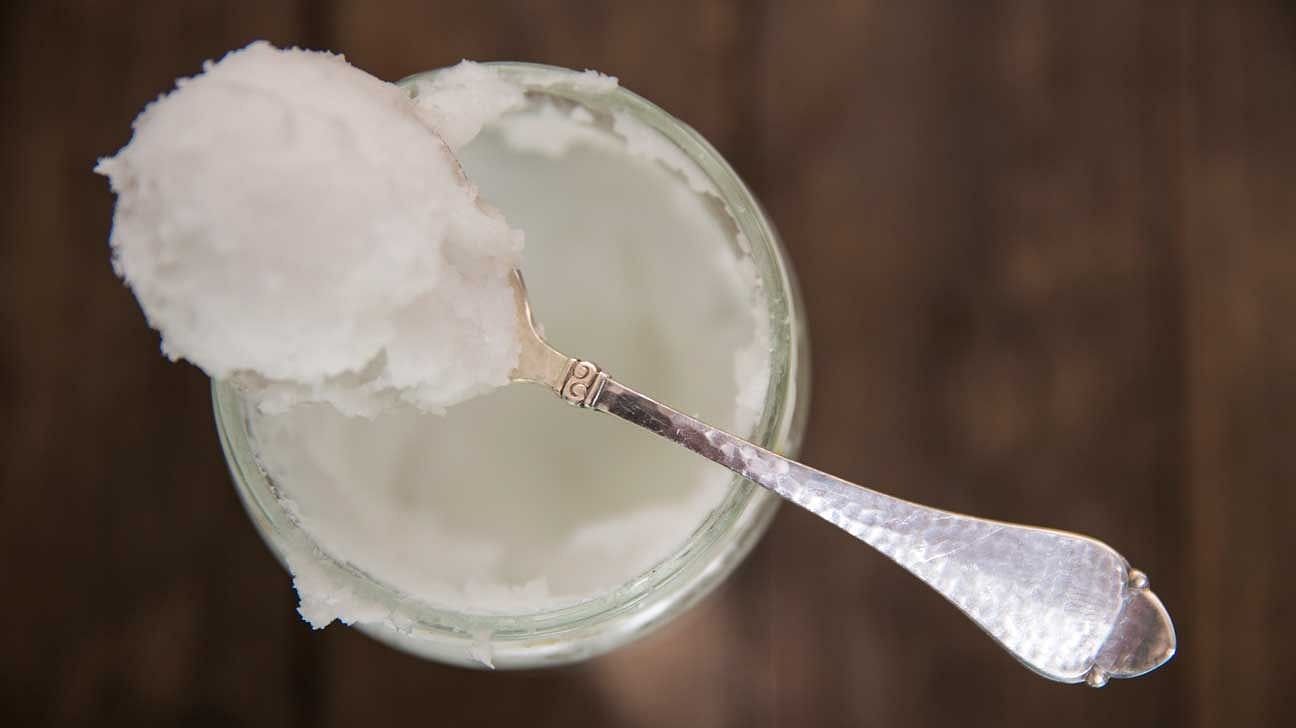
(3, 1), (1294, 726)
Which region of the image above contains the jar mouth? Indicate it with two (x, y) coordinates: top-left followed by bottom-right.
(212, 61), (807, 667)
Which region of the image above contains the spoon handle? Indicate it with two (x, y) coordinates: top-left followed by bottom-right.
(574, 367), (1175, 686)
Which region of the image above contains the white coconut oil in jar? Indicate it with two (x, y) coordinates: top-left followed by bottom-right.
(214, 63), (809, 668)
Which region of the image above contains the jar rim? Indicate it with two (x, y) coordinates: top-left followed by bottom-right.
(212, 61), (808, 667)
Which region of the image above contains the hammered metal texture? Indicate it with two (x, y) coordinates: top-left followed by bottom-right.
(595, 378), (1173, 684)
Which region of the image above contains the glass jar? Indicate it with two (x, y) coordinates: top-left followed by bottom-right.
(212, 62), (810, 668)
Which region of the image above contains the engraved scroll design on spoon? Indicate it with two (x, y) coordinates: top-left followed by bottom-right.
(560, 360), (607, 407)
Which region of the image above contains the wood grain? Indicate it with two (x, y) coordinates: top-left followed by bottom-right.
(1182, 4), (1296, 726)
(1, 1), (1292, 726)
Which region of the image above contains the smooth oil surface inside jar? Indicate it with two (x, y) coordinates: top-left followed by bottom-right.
(243, 75), (774, 626)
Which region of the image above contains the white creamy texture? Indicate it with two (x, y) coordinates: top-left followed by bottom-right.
(250, 75), (772, 623)
(98, 43), (522, 416)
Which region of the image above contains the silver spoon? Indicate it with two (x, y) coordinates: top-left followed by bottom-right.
(509, 270), (1174, 686)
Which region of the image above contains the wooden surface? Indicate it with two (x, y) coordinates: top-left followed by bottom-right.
(2, 1), (1293, 725)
